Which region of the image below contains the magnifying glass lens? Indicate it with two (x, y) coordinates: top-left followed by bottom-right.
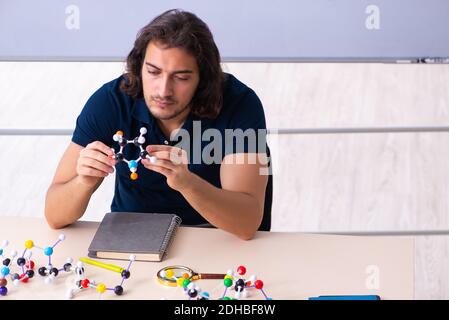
(158, 266), (195, 287)
(157, 265), (226, 287)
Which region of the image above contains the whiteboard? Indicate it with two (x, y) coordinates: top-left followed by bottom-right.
(1, 0), (448, 62)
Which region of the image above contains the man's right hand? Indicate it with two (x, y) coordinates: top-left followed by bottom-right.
(76, 141), (117, 187)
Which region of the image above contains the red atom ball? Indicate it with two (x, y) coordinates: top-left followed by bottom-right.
(19, 274), (29, 283)
(237, 265), (246, 275)
(25, 260), (35, 269)
(80, 279), (90, 288)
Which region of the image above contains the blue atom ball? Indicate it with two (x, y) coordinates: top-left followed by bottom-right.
(128, 160), (138, 169)
(44, 247), (54, 256)
(0, 286), (7, 296)
(1, 266), (10, 276)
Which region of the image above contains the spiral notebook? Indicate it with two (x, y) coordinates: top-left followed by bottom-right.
(87, 212), (181, 262)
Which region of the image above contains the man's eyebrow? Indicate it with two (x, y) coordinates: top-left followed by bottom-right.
(145, 62), (193, 74)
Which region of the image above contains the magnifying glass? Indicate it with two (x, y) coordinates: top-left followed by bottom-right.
(157, 265), (226, 287)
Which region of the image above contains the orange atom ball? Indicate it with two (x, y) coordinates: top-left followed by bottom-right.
(116, 130), (124, 136)
(130, 172), (138, 180)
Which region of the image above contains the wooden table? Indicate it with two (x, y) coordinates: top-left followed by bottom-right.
(0, 216), (414, 300)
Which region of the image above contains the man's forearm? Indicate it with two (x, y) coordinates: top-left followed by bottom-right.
(44, 176), (100, 229)
(179, 173), (264, 240)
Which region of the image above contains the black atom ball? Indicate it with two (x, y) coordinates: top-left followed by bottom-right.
(63, 263), (72, 272)
(121, 270), (130, 279)
(38, 267), (47, 276)
(140, 150), (148, 159)
(50, 268), (59, 276)
(187, 289), (198, 298)
(16, 257), (26, 266)
(236, 279), (245, 287)
(26, 269), (34, 278)
(118, 139), (127, 147)
(114, 285), (124, 295)
(115, 153), (124, 161)
(235, 284), (244, 292)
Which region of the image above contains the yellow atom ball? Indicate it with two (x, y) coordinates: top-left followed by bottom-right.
(177, 278), (184, 287)
(24, 240), (34, 249)
(165, 269), (174, 279)
(97, 283), (106, 293)
(224, 275), (234, 281)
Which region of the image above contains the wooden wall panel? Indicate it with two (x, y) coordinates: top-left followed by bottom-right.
(1, 62), (449, 129)
(0, 137), (114, 222)
(270, 133), (449, 232)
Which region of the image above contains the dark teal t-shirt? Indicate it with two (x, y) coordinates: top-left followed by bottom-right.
(72, 73), (270, 228)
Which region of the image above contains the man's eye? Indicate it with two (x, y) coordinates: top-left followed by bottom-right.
(176, 77), (189, 81)
(148, 70), (159, 75)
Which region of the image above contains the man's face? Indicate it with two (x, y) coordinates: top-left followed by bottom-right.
(141, 41), (200, 121)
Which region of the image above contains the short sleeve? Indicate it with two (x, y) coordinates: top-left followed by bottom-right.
(224, 89), (268, 156)
(71, 84), (117, 148)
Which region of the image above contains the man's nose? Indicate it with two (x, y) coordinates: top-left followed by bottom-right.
(158, 76), (173, 98)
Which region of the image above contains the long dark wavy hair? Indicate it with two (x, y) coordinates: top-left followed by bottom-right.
(120, 9), (225, 119)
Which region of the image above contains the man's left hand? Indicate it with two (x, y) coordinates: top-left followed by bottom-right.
(141, 145), (192, 192)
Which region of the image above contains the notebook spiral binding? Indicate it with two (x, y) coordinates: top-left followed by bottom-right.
(160, 215), (182, 260)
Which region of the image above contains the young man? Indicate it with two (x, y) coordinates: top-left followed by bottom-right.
(45, 9), (270, 240)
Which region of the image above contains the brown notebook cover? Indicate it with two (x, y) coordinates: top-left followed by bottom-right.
(87, 212), (181, 262)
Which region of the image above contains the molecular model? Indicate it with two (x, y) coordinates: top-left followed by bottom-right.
(66, 255), (136, 299)
(160, 268), (210, 300)
(220, 265), (271, 300)
(161, 265), (271, 300)
(0, 240), (35, 296)
(112, 127), (156, 180)
(183, 282), (211, 300)
(24, 234), (74, 284)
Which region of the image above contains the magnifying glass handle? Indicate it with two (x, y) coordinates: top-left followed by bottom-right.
(198, 273), (227, 279)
